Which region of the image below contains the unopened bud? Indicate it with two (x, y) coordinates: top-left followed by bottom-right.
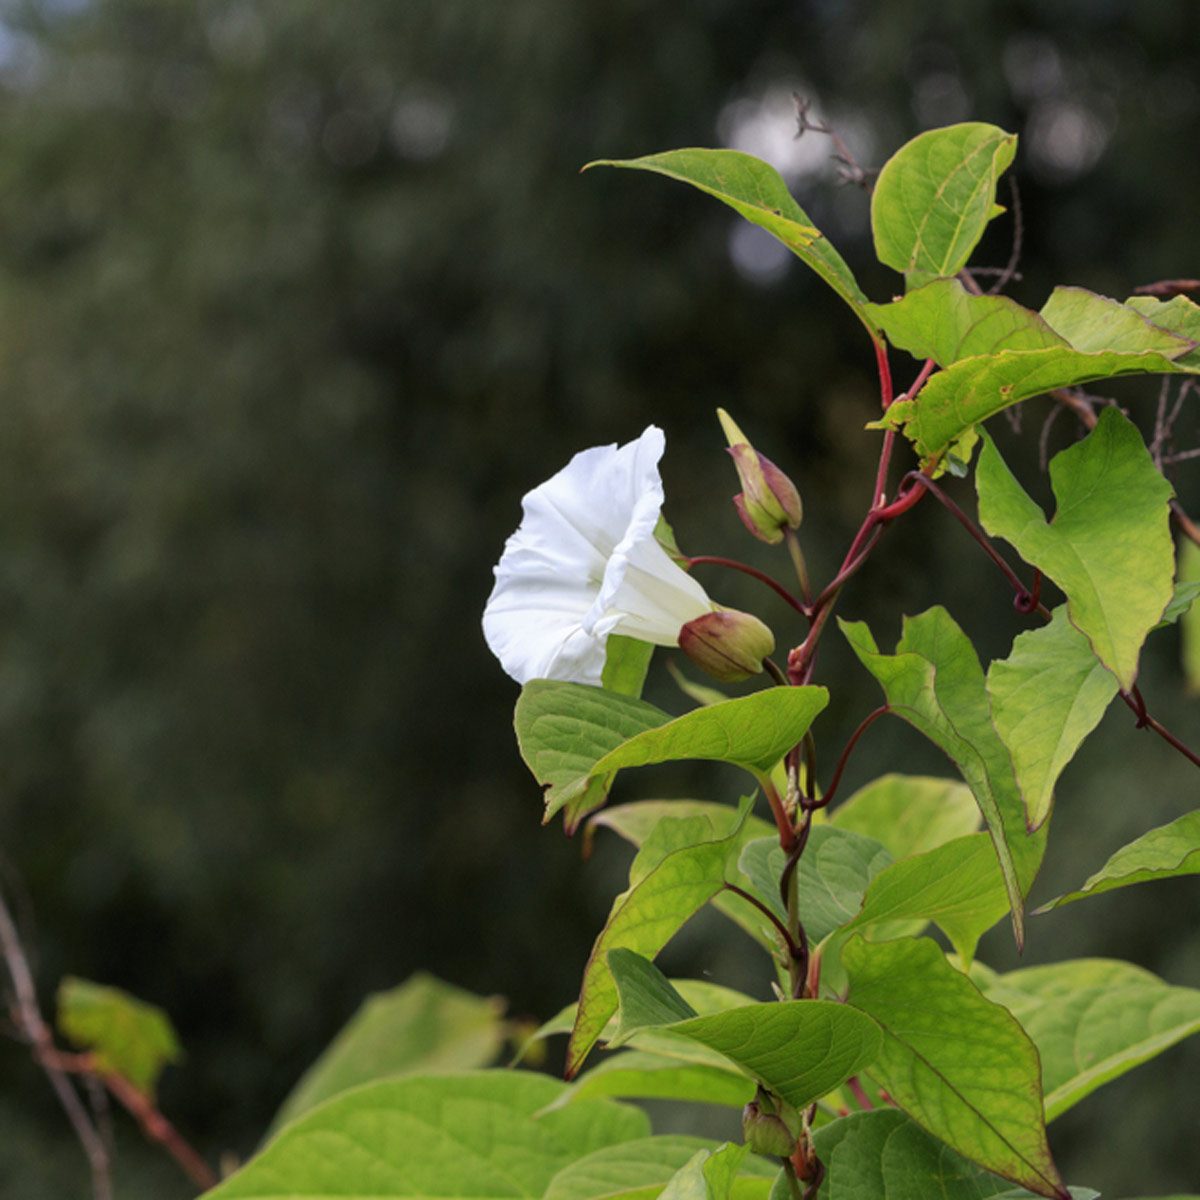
(679, 609), (775, 683)
(718, 408), (802, 545)
(742, 1087), (800, 1157)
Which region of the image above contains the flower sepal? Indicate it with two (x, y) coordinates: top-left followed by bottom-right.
(678, 608), (775, 683)
(718, 408), (803, 544)
(742, 1086), (801, 1157)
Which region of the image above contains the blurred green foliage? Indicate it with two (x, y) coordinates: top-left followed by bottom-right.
(0, 0), (1196, 1195)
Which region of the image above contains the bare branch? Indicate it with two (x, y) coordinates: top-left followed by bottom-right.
(792, 96), (875, 190)
(1133, 278), (1200, 298)
(0, 889), (113, 1200)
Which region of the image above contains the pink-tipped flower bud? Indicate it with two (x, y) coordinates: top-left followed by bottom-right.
(742, 1087), (801, 1157)
(718, 408), (803, 545)
(678, 608), (775, 683)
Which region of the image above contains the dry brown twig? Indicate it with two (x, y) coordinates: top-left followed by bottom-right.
(0, 888), (114, 1200)
(0, 886), (217, 1193)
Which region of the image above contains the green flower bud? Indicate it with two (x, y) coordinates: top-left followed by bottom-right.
(717, 408), (803, 544)
(678, 608), (775, 683)
(742, 1087), (801, 1157)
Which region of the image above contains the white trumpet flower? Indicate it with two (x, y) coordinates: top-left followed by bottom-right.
(483, 426), (717, 685)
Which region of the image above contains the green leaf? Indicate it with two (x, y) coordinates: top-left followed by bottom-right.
(56, 977), (181, 1099)
(1040, 287), (1198, 356)
(587, 801), (775, 856)
(1161, 582), (1200, 626)
(605, 949), (880, 1109)
(515, 681), (670, 831)
(660, 1145), (764, 1200)
(608, 948), (699, 1041)
(665, 1003), (881, 1111)
(738, 826), (892, 941)
(589, 686), (829, 783)
(1038, 809), (1200, 910)
(870, 123), (1017, 286)
(887, 345), (1193, 464)
(603, 635), (656, 698)
(977, 410), (1175, 689)
(270, 972), (506, 1131)
(866, 279), (1065, 366)
(986, 606), (1120, 831)
(840, 832), (1010, 966)
(829, 773), (981, 859)
(812, 1110), (1096, 1200)
(544, 1137), (773, 1200)
(556, 1051), (755, 1110)
(839, 607), (1044, 947)
(1182, 539), (1200, 692)
(207, 1071), (650, 1200)
(567, 800), (754, 1076)
(976, 958), (1200, 1121)
(584, 149), (874, 332)
(1126, 293), (1200, 367)
(842, 937), (1065, 1199)
(585, 800), (777, 950)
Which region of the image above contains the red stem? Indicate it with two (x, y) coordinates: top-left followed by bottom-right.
(686, 556), (810, 618)
(808, 705), (890, 812)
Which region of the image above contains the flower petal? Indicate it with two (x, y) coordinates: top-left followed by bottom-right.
(482, 425), (708, 684)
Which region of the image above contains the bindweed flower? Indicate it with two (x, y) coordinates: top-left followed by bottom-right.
(483, 426), (720, 685)
(717, 408), (803, 544)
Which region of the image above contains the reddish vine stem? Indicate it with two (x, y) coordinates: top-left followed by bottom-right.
(686, 556), (810, 617)
(722, 885), (802, 963)
(916, 473), (1200, 769)
(99, 1070), (217, 1190)
(807, 705), (891, 813)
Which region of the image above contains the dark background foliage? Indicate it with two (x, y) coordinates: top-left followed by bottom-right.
(0, 0), (1197, 1194)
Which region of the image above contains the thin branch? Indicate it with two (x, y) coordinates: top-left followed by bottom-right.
(809, 706), (890, 812)
(793, 96), (875, 190)
(103, 1070), (217, 1190)
(722, 884), (801, 960)
(1133, 278), (1200, 298)
(0, 891), (112, 1200)
(686, 556), (810, 618)
(987, 175), (1024, 295)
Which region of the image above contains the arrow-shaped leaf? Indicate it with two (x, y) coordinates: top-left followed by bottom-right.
(607, 950), (880, 1110)
(1038, 810), (1200, 910)
(986, 606), (1120, 831)
(839, 607), (1044, 947)
(567, 802), (754, 1076)
(977, 410), (1175, 690)
(976, 958), (1200, 1122)
(843, 936), (1066, 1199)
